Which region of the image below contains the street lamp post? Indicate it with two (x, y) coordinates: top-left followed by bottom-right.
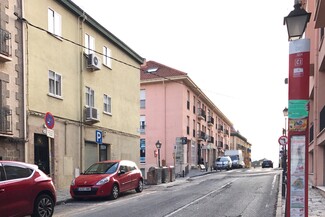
(282, 107), (288, 198)
(155, 140), (162, 167)
(284, 1), (310, 216)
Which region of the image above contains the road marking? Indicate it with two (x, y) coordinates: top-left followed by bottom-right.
(164, 179), (238, 217)
(270, 174), (276, 195)
(266, 174), (277, 208)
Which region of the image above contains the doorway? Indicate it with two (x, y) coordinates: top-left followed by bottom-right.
(34, 134), (50, 175)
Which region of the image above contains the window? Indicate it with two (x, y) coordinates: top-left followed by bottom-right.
(86, 87), (94, 107)
(48, 8), (61, 37)
(85, 33), (95, 55)
(320, 106), (325, 132)
(140, 90), (146, 109)
(193, 119), (196, 137)
(140, 115), (146, 134)
(193, 96), (196, 114)
(187, 90), (190, 110)
(4, 165), (32, 180)
(103, 46), (112, 68)
(49, 70), (62, 97)
(140, 139), (146, 164)
(0, 166), (4, 181)
(99, 144), (107, 162)
(187, 116), (190, 135)
(103, 94), (111, 114)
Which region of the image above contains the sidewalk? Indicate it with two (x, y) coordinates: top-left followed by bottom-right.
(276, 171), (325, 217)
(56, 169), (325, 217)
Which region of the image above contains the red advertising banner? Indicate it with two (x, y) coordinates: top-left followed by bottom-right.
(288, 43), (310, 100)
(287, 38), (310, 217)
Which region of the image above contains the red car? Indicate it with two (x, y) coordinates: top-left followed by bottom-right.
(0, 161), (56, 217)
(70, 160), (143, 200)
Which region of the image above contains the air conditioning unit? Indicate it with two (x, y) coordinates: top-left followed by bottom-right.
(87, 53), (101, 71)
(85, 107), (99, 122)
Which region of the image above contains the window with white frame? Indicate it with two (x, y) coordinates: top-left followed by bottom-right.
(48, 8), (61, 37)
(85, 86), (94, 107)
(84, 33), (95, 55)
(140, 115), (146, 134)
(49, 70), (62, 97)
(103, 94), (111, 114)
(140, 89), (146, 109)
(103, 46), (112, 68)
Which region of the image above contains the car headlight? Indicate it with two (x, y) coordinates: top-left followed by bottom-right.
(96, 177), (110, 185)
(71, 179), (75, 186)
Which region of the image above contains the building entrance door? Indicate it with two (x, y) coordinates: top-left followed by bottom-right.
(34, 134), (50, 175)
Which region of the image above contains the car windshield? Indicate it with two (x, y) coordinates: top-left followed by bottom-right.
(229, 155), (239, 161)
(84, 162), (119, 174)
(217, 157), (228, 162)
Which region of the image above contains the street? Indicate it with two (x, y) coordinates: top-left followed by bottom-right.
(54, 168), (280, 217)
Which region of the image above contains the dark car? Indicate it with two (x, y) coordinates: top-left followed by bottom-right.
(262, 160), (273, 168)
(70, 160), (143, 200)
(0, 161), (57, 217)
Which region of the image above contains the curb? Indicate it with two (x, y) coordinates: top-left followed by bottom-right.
(276, 172), (283, 217)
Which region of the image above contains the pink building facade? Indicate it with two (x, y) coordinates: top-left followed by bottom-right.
(305, 0), (325, 188)
(139, 61), (232, 178)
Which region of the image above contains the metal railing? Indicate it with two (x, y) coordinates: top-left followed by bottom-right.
(0, 28), (11, 57)
(0, 107), (12, 134)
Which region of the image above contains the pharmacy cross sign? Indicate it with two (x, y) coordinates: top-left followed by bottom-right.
(278, 135), (288, 146)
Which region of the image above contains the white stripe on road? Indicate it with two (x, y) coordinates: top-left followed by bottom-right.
(270, 174), (276, 196)
(266, 175), (277, 208)
(164, 179), (238, 217)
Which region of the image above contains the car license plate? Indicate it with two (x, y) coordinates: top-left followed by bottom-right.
(78, 187), (91, 191)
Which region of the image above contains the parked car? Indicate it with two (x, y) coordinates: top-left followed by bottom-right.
(262, 160), (273, 168)
(70, 160), (143, 200)
(0, 161), (56, 217)
(214, 156), (232, 170)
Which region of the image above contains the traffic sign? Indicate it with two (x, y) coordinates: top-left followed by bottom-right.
(278, 135), (288, 146)
(96, 130), (102, 144)
(45, 112), (55, 129)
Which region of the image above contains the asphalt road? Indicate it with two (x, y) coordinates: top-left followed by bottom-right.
(54, 168), (280, 217)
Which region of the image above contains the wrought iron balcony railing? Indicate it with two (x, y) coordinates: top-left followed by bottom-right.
(197, 131), (206, 141)
(0, 28), (11, 58)
(207, 116), (214, 126)
(0, 107), (12, 134)
(197, 108), (206, 120)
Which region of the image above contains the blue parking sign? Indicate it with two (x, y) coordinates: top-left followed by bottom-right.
(96, 130), (102, 144)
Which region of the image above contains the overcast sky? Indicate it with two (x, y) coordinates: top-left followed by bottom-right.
(72, 0), (295, 165)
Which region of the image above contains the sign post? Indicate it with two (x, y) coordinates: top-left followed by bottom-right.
(286, 38), (309, 217)
(279, 135), (288, 198)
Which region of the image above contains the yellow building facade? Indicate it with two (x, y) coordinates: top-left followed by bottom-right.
(23, 0), (144, 189)
(230, 130), (252, 168)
